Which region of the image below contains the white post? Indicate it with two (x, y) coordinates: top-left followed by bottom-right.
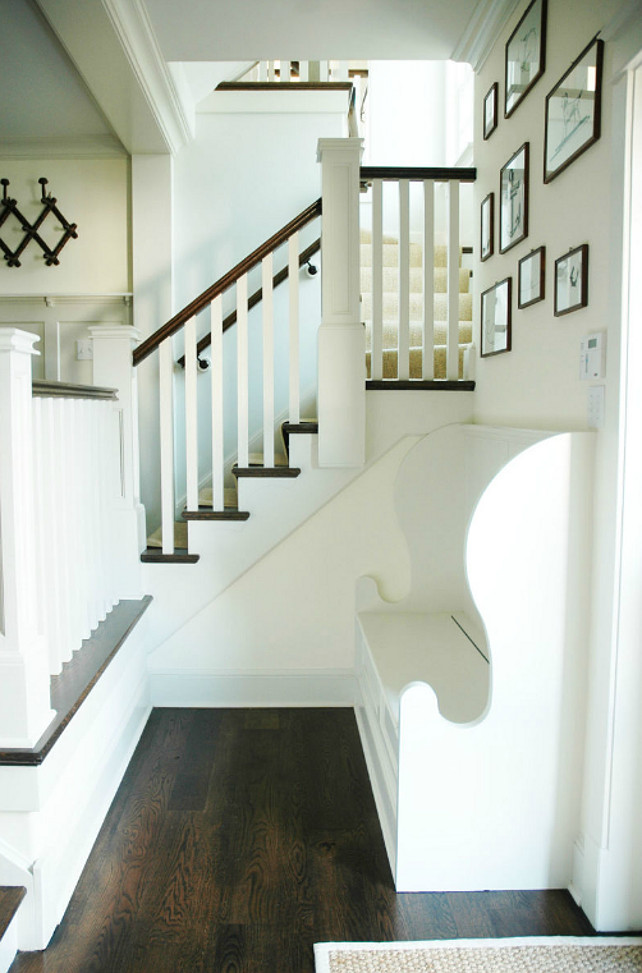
(0, 329), (56, 747)
(90, 326), (145, 596)
(317, 137), (365, 467)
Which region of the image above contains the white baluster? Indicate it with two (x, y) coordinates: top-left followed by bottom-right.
(447, 181), (460, 381)
(159, 336), (175, 553)
(262, 253), (275, 467)
(371, 180), (383, 381)
(258, 61), (268, 82)
(423, 180), (435, 380)
(319, 60), (329, 81)
(280, 60), (291, 82)
(267, 61), (276, 82)
(211, 295), (224, 510)
(289, 232), (300, 423)
(184, 315), (198, 511)
(299, 60), (309, 82)
(237, 275), (249, 469)
(398, 179), (410, 381)
(334, 61), (349, 81)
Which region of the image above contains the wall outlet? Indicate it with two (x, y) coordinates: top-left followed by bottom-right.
(588, 384), (605, 429)
(76, 339), (93, 361)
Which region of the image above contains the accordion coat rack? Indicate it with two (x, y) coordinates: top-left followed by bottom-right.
(0, 177), (78, 267)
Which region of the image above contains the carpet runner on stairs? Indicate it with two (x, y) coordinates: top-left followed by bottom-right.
(360, 230), (472, 380)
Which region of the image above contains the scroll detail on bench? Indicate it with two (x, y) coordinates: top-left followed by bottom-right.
(354, 424), (594, 894)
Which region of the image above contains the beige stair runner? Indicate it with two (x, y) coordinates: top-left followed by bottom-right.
(360, 230), (472, 380)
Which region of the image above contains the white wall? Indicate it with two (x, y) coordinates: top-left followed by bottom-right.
(0, 158), (130, 296)
(472, 0), (642, 931)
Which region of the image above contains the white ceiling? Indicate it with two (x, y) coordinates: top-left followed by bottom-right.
(143, 0), (492, 62)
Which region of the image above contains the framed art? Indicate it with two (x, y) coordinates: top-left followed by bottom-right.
(499, 142), (529, 253)
(554, 244), (588, 315)
(544, 37), (604, 183)
(481, 193), (494, 262)
(505, 0), (547, 118)
(518, 246), (545, 308)
(481, 277), (512, 357)
(483, 82), (498, 139)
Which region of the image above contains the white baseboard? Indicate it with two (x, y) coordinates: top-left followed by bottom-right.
(354, 700), (398, 880)
(149, 668), (358, 708)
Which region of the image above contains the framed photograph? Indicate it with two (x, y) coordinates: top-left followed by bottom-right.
(544, 37), (604, 183)
(481, 277), (512, 357)
(518, 246), (545, 308)
(499, 142), (529, 253)
(480, 193), (494, 262)
(505, 0), (547, 118)
(483, 82), (498, 139)
(554, 244), (588, 315)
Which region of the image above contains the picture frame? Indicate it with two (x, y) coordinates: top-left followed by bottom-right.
(483, 82), (498, 139)
(480, 193), (494, 262)
(544, 37), (604, 183)
(518, 246), (545, 308)
(505, 0), (547, 118)
(499, 142), (529, 254)
(554, 244), (588, 315)
(481, 277), (512, 357)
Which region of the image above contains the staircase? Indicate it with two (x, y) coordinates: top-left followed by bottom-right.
(360, 229), (472, 380)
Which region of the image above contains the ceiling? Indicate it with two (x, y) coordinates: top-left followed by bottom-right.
(0, 0), (519, 156)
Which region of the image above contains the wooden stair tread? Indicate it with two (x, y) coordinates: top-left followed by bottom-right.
(182, 507), (250, 521)
(140, 548), (200, 564)
(0, 886), (26, 940)
(366, 379), (475, 391)
(233, 465), (301, 478)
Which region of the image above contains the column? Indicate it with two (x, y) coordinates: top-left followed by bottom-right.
(317, 137), (366, 467)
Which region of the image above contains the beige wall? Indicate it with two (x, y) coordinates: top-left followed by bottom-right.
(0, 158), (130, 295)
(473, 0), (623, 430)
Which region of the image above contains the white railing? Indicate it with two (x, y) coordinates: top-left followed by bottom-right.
(245, 60), (355, 83)
(359, 167), (476, 383)
(0, 327), (144, 747)
(132, 202), (322, 556)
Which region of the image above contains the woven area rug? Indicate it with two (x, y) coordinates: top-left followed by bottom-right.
(314, 938), (642, 973)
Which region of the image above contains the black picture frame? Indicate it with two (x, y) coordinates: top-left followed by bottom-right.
(554, 244), (589, 315)
(483, 82), (498, 139)
(499, 142), (529, 254)
(481, 193), (494, 262)
(505, 0), (547, 118)
(518, 246), (546, 308)
(544, 37), (604, 184)
(481, 277), (512, 357)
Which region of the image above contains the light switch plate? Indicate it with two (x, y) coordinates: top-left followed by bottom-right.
(76, 339), (93, 361)
(588, 384), (605, 429)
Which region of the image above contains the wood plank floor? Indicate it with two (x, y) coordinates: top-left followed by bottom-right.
(10, 708), (594, 973)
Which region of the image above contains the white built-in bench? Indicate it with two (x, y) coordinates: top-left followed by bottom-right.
(355, 424), (594, 894)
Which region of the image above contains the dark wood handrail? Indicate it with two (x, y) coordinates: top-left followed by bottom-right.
(177, 237), (321, 368)
(216, 82), (353, 93)
(360, 166), (477, 182)
(133, 198), (322, 367)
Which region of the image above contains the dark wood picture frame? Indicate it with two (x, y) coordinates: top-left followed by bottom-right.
(499, 142), (529, 254)
(505, 0), (547, 118)
(554, 244), (588, 315)
(483, 82), (498, 139)
(481, 277), (512, 357)
(481, 193), (494, 262)
(518, 246), (546, 308)
(544, 37), (604, 183)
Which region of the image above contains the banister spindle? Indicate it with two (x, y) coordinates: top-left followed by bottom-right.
(398, 179), (410, 381)
(371, 180), (383, 381)
(184, 315), (198, 511)
(159, 336), (175, 553)
(447, 181), (460, 381)
(299, 61), (309, 82)
(211, 295), (224, 510)
(422, 180), (435, 380)
(237, 274), (249, 468)
(262, 253), (275, 467)
(289, 232), (300, 423)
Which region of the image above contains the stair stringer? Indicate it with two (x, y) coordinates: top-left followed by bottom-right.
(141, 391), (475, 668)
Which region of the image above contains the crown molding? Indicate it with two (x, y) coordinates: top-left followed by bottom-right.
(0, 135), (127, 159)
(452, 0), (522, 71)
(100, 0), (192, 154)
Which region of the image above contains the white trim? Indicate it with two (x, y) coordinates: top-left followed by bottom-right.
(149, 668), (358, 708)
(0, 135), (126, 159)
(452, 0), (521, 71)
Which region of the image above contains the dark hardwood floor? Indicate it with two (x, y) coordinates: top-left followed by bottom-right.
(10, 708), (594, 972)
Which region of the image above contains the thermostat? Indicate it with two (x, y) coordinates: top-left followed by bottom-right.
(580, 333), (605, 380)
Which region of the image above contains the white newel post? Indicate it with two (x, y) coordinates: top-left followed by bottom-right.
(90, 326), (145, 598)
(317, 138), (366, 467)
(0, 329), (56, 747)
